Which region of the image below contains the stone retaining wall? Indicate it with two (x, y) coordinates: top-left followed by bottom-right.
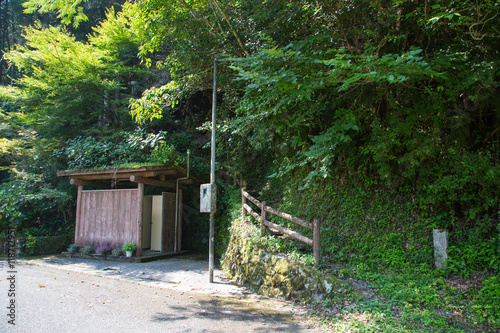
(222, 218), (344, 301)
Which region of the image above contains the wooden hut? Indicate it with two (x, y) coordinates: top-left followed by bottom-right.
(58, 165), (198, 256)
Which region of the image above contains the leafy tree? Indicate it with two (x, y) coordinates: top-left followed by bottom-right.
(4, 24), (121, 138)
(23, 0), (91, 27)
(4, 5), (149, 139)
(0, 4), (152, 237)
(88, 4), (145, 66)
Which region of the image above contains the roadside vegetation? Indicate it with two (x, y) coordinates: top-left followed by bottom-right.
(0, 1), (498, 331)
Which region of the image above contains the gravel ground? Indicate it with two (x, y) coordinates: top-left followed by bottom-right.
(0, 256), (318, 333)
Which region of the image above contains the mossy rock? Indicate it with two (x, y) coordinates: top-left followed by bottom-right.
(275, 259), (290, 275)
(223, 217), (342, 301)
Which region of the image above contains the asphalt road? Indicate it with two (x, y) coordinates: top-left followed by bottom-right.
(0, 260), (316, 333)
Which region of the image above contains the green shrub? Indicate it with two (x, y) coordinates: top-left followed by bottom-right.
(24, 234), (39, 256)
(0, 173), (72, 235)
(67, 243), (80, 253)
(57, 129), (170, 171)
(150, 142), (179, 164)
(81, 246), (94, 255)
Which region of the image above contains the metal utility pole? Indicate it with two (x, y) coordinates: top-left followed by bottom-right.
(200, 59), (217, 283)
(208, 59), (217, 283)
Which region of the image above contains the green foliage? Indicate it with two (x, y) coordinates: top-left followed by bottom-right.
(20, 234), (70, 256)
(327, 269), (478, 332)
(0, 183), (22, 232)
(472, 276), (500, 328)
(23, 0), (89, 27)
(446, 224), (500, 277)
(0, 170), (73, 236)
(421, 150), (500, 222)
(24, 234), (39, 256)
(81, 245), (93, 255)
(269, 109), (360, 189)
(254, 167), (499, 331)
(122, 242), (136, 252)
(214, 185), (243, 258)
(0, 89), (26, 172)
(112, 248), (122, 256)
(88, 4), (146, 66)
(67, 243), (80, 253)
(251, 233), (289, 253)
(57, 129), (173, 170)
(60, 136), (132, 170)
(130, 81), (181, 124)
(4, 24), (118, 138)
(3, 14), (149, 139)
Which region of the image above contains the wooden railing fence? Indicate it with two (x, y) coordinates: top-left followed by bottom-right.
(241, 188), (321, 264)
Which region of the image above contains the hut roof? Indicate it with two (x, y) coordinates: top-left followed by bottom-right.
(57, 164), (199, 190)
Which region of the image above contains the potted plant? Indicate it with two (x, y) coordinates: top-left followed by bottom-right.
(112, 248), (122, 256)
(122, 242), (136, 257)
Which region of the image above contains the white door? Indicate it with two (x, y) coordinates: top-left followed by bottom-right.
(142, 196), (152, 249)
(150, 195), (163, 251)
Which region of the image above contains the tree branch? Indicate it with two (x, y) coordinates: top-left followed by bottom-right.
(208, 0), (250, 56)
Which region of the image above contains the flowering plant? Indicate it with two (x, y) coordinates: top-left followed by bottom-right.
(95, 244), (112, 255)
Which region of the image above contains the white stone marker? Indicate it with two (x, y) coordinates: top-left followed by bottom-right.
(433, 229), (448, 269)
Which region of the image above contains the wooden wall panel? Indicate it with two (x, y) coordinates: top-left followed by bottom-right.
(76, 189), (139, 249)
(177, 189), (183, 252)
(136, 182), (144, 257)
(162, 192), (176, 253)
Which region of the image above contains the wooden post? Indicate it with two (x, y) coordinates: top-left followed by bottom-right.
(136, 182), (144, 257)
(313, 219), (321, 265)
(75, 185), (83, 244)
(261, 201), (267, 236)
(241, 187), (247, 218)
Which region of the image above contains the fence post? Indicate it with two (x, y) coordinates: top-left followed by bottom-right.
(241, 187), (247, 219)
(261, 201), (267, 236)
(313, 219), (321, 265)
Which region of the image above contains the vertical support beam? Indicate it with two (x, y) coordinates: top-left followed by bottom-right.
(136, 182), (144, 257)
(261, 201), (267, 236)
(241, 187), (247, 219)
(313, 219), (321, 266)
(177, 189), (183, 252)
(75, 185), (83, 244)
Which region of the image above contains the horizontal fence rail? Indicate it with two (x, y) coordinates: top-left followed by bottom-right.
(241, 188), (321, 264)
